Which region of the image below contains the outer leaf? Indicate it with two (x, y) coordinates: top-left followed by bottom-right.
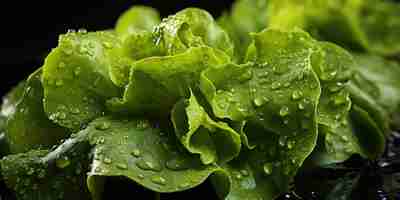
(211, 151), (282, 200)
(171, 92), (241, 164)
(107, 46), (229, 116)
(352, 54), (400, 127)
(153, 8), (234, 57)
(349, 105), (385, 159)
(115, 6), (161, 40)
(202, 29), (321, 197)
(6, 69), (69, 153)
(85, 117), (220, 199)
(42, 31), (121, 130)
(0, 147), (91, 200)
(1, 81), (25, 119)
(309, 42), (363, 164)
(267, 0), (400, 56)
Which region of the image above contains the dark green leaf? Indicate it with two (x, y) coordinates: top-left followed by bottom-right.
(0, 147), (91, 200)
(349, 105), (385, 159)
(6, 69), (69, 153)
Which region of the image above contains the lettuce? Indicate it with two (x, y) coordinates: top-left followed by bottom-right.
(0, 2), (399, 200)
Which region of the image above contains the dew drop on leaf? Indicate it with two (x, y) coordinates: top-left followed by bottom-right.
(116, 163), (128, 170)
(263, 163), (273, 175)
(151, 176), (166, 185)
(131, 149), (142, 157)
(136, 159), (162, 172)
(279, 106), (289, 117)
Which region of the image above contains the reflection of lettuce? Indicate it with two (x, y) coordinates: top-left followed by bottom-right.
(0, 2), (398, 200)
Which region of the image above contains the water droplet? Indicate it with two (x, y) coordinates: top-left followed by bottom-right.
(287, 140), (295, 149)
(166, 158), (189, 171)
(235, 173), (242, 179)
(279, 136), (287, 146)
(63, 49), (73, 55)
(58, 112), (66, 120)
(137, 174), (145, 179)
(131, 149), (141, 157)
(151, 176), (166, 185)
(291, 91), (303, 100)
(70, 108), (80, 114)
(179, 182), (190, 189)
(239, 70), (252, 82)
(136, 120), (150, 130)
(263, 163), (273, 175)
(253, 97), (268, 107)
(298, 102), (305, 110)
(271, 82), (281, 90)
(136, 159), (162, 172)
(73, 67), (81, 76)
(56, 157), (70, 169)
(258, 71), (269, 78)
(103, 157), (112, 164)
(97, 137), (105, 144)
(95, 122), (110, 130)
(55, 80), (64, 87)
(102, 41), (113, 49)
(78, 28), (87, 34)
(283, 82), (291, 88)
(58, 62), (66, 69)
(240, 169), (249, 176)
(279, 106), (289, 117)
(116, 163), (128, 170)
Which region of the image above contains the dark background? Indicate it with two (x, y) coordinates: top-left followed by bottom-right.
(0, 0), (234, 95)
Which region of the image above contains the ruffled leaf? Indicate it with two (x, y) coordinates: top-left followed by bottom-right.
(42, 31), (121, 130)
(171, 92), (241, 164)
(201, 29), (321, 195)
(153, 8), (234, 57)
(107, 46), (229, 116)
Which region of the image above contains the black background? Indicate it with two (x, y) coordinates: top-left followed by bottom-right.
(0, 0), (234, 95)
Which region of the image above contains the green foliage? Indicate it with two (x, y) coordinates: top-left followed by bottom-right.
(1, 1), (399, 199)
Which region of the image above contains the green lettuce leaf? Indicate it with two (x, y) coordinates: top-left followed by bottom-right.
(1, 81), (25, 119)
(202, 29), (321, 197)
(309, 42), (363, 164)
(349, 105), (385, 159)
(352, 54), (400, 128)
(5, 69), (69, 153)
(85, 117), (221, 199)
(153, 8), (234, 57)
(42, 31), (121, 130)
(171, 92), (241, 164)
(107, 46), (229, 116)
(115, 6), (161, 40)
(0, 140), (91, 200)
(267, 0), (400, 56)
